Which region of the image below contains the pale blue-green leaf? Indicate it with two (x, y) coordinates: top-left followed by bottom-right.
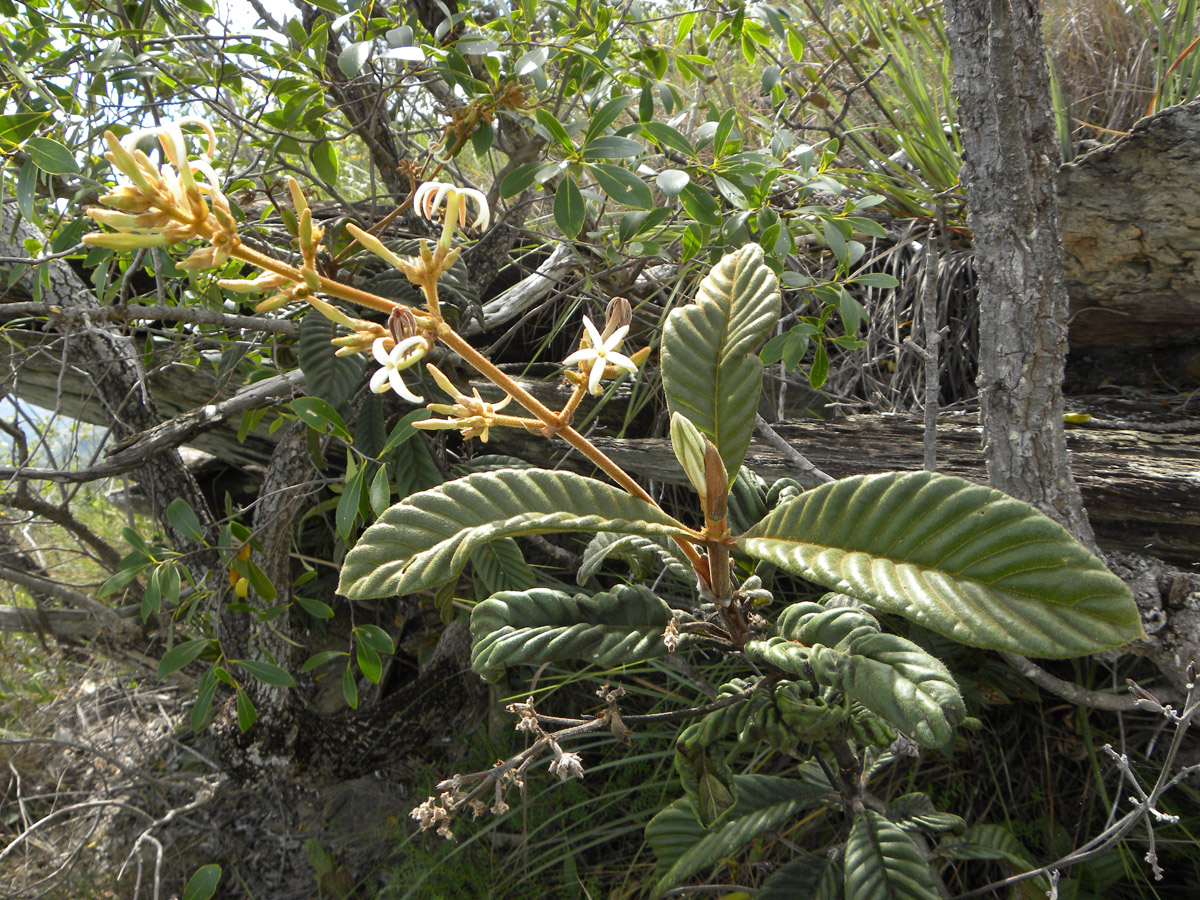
(656, 168), (690, 196)
(738, 471), (1142, 657)
(339, 470), (691, 599)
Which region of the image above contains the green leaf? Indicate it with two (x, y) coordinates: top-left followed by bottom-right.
(554, 175), (586, 238)
(853, 272), (900, 289)
(845, 810), (940, 900)
(675, 742), (737, 828)
(582, 135), (644, 160)
(584, 95), (633, 144)
(656, 169), (690, 196)
(759, 856), (843, 900)
(301, 649), (347, 673)
(500, 161), (548, 198)
(471, 537), (537, 594)
(236, 659), (296, 688)
(191, 667), (218, 733)
(297, 310), (366, 409)
(157, 638), (211, 680)
(641, 121), (696, 158)
(577, 532), (693, 584)
(938, 824), (1036, 869)
(678, 183), (722, 226)
(182, 864), (222, 900)
(746, 606), (965, 747)
(647, 773), (833, 895)
(0, 111), (50, 149)
(291, 396), (352, 442)
(356, 640), (382, 683)
(159, 562), (180, 606)
(336, 463), (366, 540)
(167, 498), (204, 542)
(888, 793), (967, 835)
(310, 140), (339, 185)
(470, 584), (690, 681)
(589, 162), (653, 208)
(380, 409), (432, 456)
(661, 243), (781, 481)
(295, 592), (333, 620)
(342, 662), (358, 708)
(738, 471), (1143, 657)
(24, 136), (79, 175)
(369, 464), (391, 515)
(338, 40), (372, 77)
(236, 687), (257, 730)
(535, 107), (577, 154)
(339, 470), (691, 600)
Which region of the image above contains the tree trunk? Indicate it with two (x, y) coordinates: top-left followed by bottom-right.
(943, 0), (1096, 548)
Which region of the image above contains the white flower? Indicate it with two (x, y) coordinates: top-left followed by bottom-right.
(562, 316), (639, 395)
(370, 336), (427, 403)
(413, 181), (490, 233)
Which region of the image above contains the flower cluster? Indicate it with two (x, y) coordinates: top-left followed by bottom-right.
(84, 118), (238, 268)
(412, 365), (516, 443)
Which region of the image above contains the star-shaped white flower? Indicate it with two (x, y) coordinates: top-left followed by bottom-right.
(413, 181), (490, 233)
(370, 336), (427, 403)
(562, 316), (639, 395)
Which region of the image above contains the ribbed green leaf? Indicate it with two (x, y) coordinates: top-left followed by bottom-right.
(471, 537), (536, 595)
(297, 309), (365, 409)
(661, 243), (781, 480)
(845, 810), (940, 900)
(887, 793), (967, 835)
(739, 472), (1142, 658)
(471, 584), (689, 681)
(745, 618), (965, 748)
(646, 772), (834, 896)
(577, 531), (693, 585)
(938, 824), (1036, 868)
(341, 470), (691, 599)
(759, 856), (844, 900)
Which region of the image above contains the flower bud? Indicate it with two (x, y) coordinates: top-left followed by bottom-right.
(602, 297), (632, 340)
(670, 412), (709, 508)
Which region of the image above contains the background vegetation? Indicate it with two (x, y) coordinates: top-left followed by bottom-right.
(1, 0), (1199, 897)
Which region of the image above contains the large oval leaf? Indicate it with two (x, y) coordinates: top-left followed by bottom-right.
(339, 470), (692, 599)
(738, 472), (1142, 658)
(646, 770), (834, 896)
(471, 584), (691, 681)
(845, 810), (940, 900)
(661, 243), (780, 481)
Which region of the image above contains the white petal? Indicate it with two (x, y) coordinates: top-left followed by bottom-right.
(607, 352), (639, 376)
(603, 324), (630, 350)
(389, 370), (424, 403)
(372, 338), (392, 367)
(562, 348), (597, 367)
(587, 359), (604, 395)
(392, 336), (428, 368)
(580, 316), (603, 348)
(370, 366), (391, 393)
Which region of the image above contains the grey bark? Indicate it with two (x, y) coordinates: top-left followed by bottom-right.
(944, 0), (1096, 547)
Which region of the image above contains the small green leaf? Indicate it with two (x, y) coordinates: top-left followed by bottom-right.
(167, 498), (204, 542)
(157, 638), (211, 680)
(380, 409), (432, 456)
(678, 183), (722, 226)
(182, 864), (222, 900)
(354, 623), (395, 654)
(301, 649), (347, 673)
(369, 464), (391, 515)
(342, 662), (358, 708)
(554, 175), (585, 238)
(310, 140), (339, 185)
(236, 687), (257, 730)
(191, 667), (218, 733)
(675, 742), (737, 828)
(338, 40), (372, 76)
(500, 161), (548, 198)
(589, 162), (653, 209)
(581, 135), (644, 160)
(656, 169), (690, 196)
(356, 640), (382, 683)
(236, 659), (296, 688)
(291, 397), (352, 441)
(336, 464), (366, 539)
(535, 107), (577, 154)
(24, 136), (79, 175)
(641, 121), (696, 158)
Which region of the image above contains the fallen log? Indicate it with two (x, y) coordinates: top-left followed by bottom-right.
(483, 388), (1200, 566)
